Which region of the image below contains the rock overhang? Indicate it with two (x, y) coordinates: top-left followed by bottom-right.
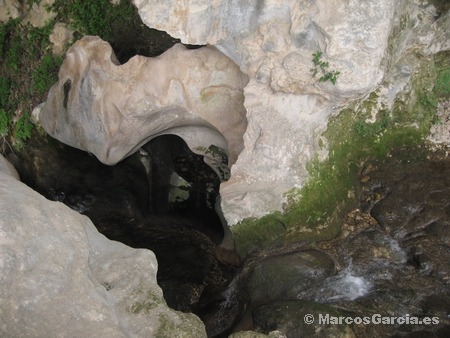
(37, 36), (248, 179)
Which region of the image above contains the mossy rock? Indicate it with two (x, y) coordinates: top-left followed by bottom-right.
(233, 49), (445, 259)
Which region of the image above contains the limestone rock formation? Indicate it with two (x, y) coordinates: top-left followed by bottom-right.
(132, 0), (450, 224)
(0, 155), (207, 337)
(0, 155), (19, 180)
(49, 22), (74, 56)
(35, 1), (449, 226)
(37, 36), (248, 176)
(0, 0), (56, 26)
(22, 0), (56, 27)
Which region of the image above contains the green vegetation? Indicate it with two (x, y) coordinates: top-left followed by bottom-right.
(435, 68), (450, 97)
(0, 0), (179, 153)
(0, 18), (61, 150)
(50, 0), (179, 61)
(14, 113), (34, 146)
(156, 315), (177, 337)
(233, 52), (448, 258)
(434, 50), (450, 99)
(232, 211), (290, 256)
(354, 112), (391, 138)
(0, 109), (9, 135)
(310, 51), (340, 85)
(51, 0), (134, 42)
(31, 54), (63, 96)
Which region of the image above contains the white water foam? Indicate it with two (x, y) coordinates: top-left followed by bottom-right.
(314, 266), (373, 302)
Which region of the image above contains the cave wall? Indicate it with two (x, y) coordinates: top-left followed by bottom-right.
(33, 0), (450, 227)
(133, 0), (450, 225)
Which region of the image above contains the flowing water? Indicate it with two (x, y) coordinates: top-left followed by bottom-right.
(9, 138), (450, 337)
(224, 147), (450, 337)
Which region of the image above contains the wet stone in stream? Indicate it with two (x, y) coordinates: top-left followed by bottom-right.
(228, 148), (450, 337)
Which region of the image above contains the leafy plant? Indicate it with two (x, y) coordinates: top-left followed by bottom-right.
(14, 113), (34, 145)
(310, 51), (340, 85)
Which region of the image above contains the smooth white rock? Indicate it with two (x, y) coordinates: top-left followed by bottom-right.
(0, 154), (207, 337)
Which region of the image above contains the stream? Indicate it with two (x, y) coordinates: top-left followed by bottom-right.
(227, 147), (450, 338)
(9, 139), (450, 337)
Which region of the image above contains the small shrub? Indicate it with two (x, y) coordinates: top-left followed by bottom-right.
(310, 51), (340, 85)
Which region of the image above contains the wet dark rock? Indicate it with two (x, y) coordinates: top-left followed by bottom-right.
(247, 250), (335, 305)
(391, 325), (450, 338)
(198, 277), (248, 338)
(368, 155), (450, 242)
(314, 150), (450, 338)
(228, 149), (450, 337)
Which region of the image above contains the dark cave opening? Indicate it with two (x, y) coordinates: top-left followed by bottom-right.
(10, 134), (238, 335)
(107, 17), (205, 64)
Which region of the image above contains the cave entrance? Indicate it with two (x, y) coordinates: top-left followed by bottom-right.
(138, 134), (223, 220)
(11, 133), (237, 320)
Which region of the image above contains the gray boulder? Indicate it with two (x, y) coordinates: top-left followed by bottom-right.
(0, 155), (206, 337)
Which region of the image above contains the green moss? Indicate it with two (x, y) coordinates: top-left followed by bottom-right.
(129, 287), (162, 315)
(156, 314), (178, 337)
(233, 55), (443, 258)
(233, 212), (288, 257)
(433, 50), (450, 99)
